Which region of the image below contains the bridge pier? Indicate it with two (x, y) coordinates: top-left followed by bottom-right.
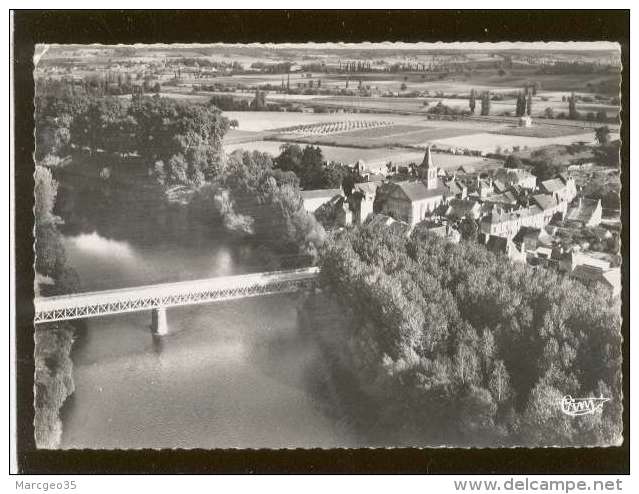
(151, 307), (168, 336)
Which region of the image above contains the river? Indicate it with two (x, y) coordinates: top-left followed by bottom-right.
(56, 170), (355, 449)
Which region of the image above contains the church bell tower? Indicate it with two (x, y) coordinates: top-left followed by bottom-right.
(421, 145), (438, 190)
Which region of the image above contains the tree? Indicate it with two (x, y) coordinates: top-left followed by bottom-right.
(595, 126), (611, 145)
(310, 221), (621, 446)
(480, 92), (491, 116)
(489, 360), (511, 402)
(129, 96), (230, 183)
(531, 81), (540, 96)
(568, 92), (578, 120)
(526, 92), (533, 116)
(469, 89), (476, 114)
(458, 217), (479, 241)
(504, 154), (523, 169)
(515, 92), (526, 117)
(544, 107), (554, 119)
(34, 165), (58, 226)
(250, 89), (267, 110)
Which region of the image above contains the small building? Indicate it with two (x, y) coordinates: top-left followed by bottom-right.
(424, 223), (462, 244)
(532, 193), (568, 223)
(472, 177), (494, 199)
(558, 251), (611, 274)
(493, 168), (537, 190)
(365, 213), (411, 237)
(349, 181), (381, 224)
(484, 190), (519, 208)
(519, 116), (532, 127)
(566, 197), (603, 228)
(444, 198), (482, 220)
(539, 173), (577, 204)
(485, 235), (527, 263)
(445, 177), (468, 199)
(570, 265), (621, 297)
(301, 188), (344, 213)
(480, 203), (547, 239)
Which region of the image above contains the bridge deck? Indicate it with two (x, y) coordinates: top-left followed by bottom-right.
(34, 267), (320, 323)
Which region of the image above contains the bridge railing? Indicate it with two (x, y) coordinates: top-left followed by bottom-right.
(34, 267), (320, 323)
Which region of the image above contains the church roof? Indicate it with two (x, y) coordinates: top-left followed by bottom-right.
(392, 180), (448, 202)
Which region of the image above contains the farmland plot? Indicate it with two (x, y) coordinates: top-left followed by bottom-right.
(224, 140), (502, 173)
(221, 111), (414, 132)
(270, 124), (491, 148)
(431, 132), (600, 154)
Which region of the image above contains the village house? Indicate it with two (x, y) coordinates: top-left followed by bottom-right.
(485, 235), (527, 263)
(300, 188), (343, 213)
(378, 147), (449, 227)
(531, 193), (569, 224)
(470, 177), (495, 199)
(480, 203), (547, 239)
(539, 173), (577, 204)
(565, 197), (603, 228)
(569, 264), (621, 297)
(365, 213), (411, 237)
(484, 190), (519, 209)
(558, 250), (611, 274)
(353, 159), (388, 179)
(423, 223), (462, 244)
(444, 198), (482, 220)
(444, 176), (468, 199)
(493, 168), (537, 190)
(348, 181), (381, 224)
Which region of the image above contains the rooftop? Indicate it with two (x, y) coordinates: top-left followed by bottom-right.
(391, 180), (449, 202)
(566, 198), (602, 223)
(532, 193), (559, 211)
(301, 188), (343, 200)
(540, 178), (566, 193)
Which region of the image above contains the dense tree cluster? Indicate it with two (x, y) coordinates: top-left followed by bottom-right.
(35, 90), (230, 186)
(33, 164), (78, 449)
(309, 222), (621, 446)
(191, 149), (327, 265)
(274, 144), (355, 191)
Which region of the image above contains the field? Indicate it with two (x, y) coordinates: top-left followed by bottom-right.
(269, 125), (488, 149)
(224, 139), (502, 172)
(221, 111), (413, 132)
(275, 119), (394, 136)
(431, 132), (600, 154)
(222, 111), (608, 159)
(491, 124), (593, 138)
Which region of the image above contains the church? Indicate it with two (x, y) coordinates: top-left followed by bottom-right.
(379, 146), (450, 226)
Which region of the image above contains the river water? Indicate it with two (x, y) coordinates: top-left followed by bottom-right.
(56, 171), (354, 449)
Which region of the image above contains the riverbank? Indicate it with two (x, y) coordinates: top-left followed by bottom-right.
(34, 321), (75, 448)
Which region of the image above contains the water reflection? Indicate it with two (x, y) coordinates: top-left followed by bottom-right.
(62, 297), (355, 449)
(56, 171), (355, 448)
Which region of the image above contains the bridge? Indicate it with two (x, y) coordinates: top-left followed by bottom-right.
(34, 267), (320, 335)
